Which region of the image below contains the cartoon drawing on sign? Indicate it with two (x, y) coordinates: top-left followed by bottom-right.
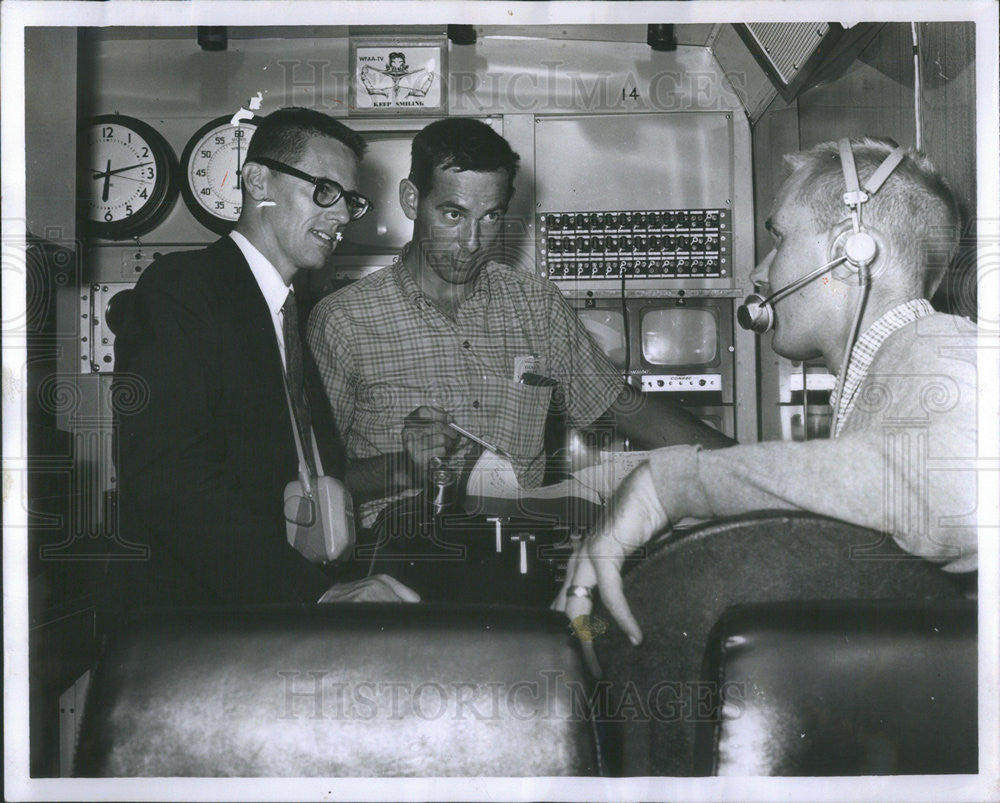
(360, 51), (436, 104)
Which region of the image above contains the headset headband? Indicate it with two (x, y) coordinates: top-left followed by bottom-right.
(838, 138), (907, 232)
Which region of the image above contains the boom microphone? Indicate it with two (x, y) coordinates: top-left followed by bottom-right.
(737, 255), (848, 334)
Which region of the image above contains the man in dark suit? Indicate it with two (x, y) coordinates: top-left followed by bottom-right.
(110, 107), (418, 613)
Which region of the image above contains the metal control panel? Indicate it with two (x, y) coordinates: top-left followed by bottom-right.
(538, 208), (731, 280)
(79, 282), (134, 373)
(641, 373), (722, 392)
(776, 359), (835, 441)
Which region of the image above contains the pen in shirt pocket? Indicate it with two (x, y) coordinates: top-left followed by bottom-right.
(519, 372), (558, 387)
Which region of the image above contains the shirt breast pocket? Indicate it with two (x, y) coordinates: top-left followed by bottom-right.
(482, 378), (554, 463)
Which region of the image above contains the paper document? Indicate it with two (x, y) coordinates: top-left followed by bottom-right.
(465, 451), (602, 506)
(463, 451), (603, 524)
(462, 450), (708, 529)
(571, 450), (651, 500)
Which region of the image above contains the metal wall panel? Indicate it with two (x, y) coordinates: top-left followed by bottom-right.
(709, 23), (778, 123)
(535, 113), (734, 213)
(742, 23), (830, 84)
(449, 36), (744, 117)
(26, 27), (78, 243)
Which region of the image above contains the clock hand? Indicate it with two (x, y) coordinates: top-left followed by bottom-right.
(105, 174), (152, 184)
(102, 159), (111, 202)
(236, 128), (243, 191)
(91, 161), (153, 179)
(107, 161), (153, 177)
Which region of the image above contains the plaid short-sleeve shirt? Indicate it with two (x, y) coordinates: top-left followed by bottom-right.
(307, 252), (624, 488)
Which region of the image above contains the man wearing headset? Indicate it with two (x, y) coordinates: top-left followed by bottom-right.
(557, 137), (978, 642)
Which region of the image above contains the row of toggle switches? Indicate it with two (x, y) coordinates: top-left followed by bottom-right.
(546, 234), (722, 253)
(542, 210), (723, 230)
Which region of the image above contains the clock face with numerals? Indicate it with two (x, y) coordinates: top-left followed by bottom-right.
(78, 115), (178, 239)
(180, 116), (258, 235)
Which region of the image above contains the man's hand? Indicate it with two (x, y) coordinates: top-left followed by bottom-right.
(554, 462), (670, 648)
(318, 574), (421, 603)
(401, 406), (459, 479)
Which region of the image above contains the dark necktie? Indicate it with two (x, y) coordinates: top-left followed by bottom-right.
(281, 291), (317, 476)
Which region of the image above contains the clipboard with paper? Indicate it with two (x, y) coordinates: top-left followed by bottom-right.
(460, 449), (651, 528)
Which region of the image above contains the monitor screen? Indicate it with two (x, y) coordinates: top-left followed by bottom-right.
(577, 309), (627, 368)
(340, 132), (415, 252)
(641, 307), (718, 366)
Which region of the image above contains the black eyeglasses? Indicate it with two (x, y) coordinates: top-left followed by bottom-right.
(248, 156), (371, 219)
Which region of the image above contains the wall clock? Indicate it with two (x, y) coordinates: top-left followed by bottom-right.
(78, 114), (179, 239)
(180, 115), (259, 235)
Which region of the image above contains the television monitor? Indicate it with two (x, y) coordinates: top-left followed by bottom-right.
(339, 131), (416, 254)
(569, 295), (734, 404)
(641, 307), (719, 367)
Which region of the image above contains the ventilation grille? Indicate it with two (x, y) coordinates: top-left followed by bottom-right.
(742, 23), (830, 84)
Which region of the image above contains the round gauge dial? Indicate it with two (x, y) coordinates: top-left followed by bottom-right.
(180, 116), (258, 235)
(78, 115), (178, 239)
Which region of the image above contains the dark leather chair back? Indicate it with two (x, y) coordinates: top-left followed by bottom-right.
(592, 512), (968, 776)
(695, 600), (976, 775)
(75, 604), (601, 777)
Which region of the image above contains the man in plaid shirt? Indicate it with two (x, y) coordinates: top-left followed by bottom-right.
(307, 118), (732, 506)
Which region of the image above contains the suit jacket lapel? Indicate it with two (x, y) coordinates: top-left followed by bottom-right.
(208, 237), (345, 478)
(211, 236), (286, 376)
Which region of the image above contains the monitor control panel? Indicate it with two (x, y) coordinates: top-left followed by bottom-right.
(641, 373), (723, 392)
(538, 208), (731, 280)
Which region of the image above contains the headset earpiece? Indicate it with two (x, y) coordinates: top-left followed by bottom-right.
(829, 221), (878, 276)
